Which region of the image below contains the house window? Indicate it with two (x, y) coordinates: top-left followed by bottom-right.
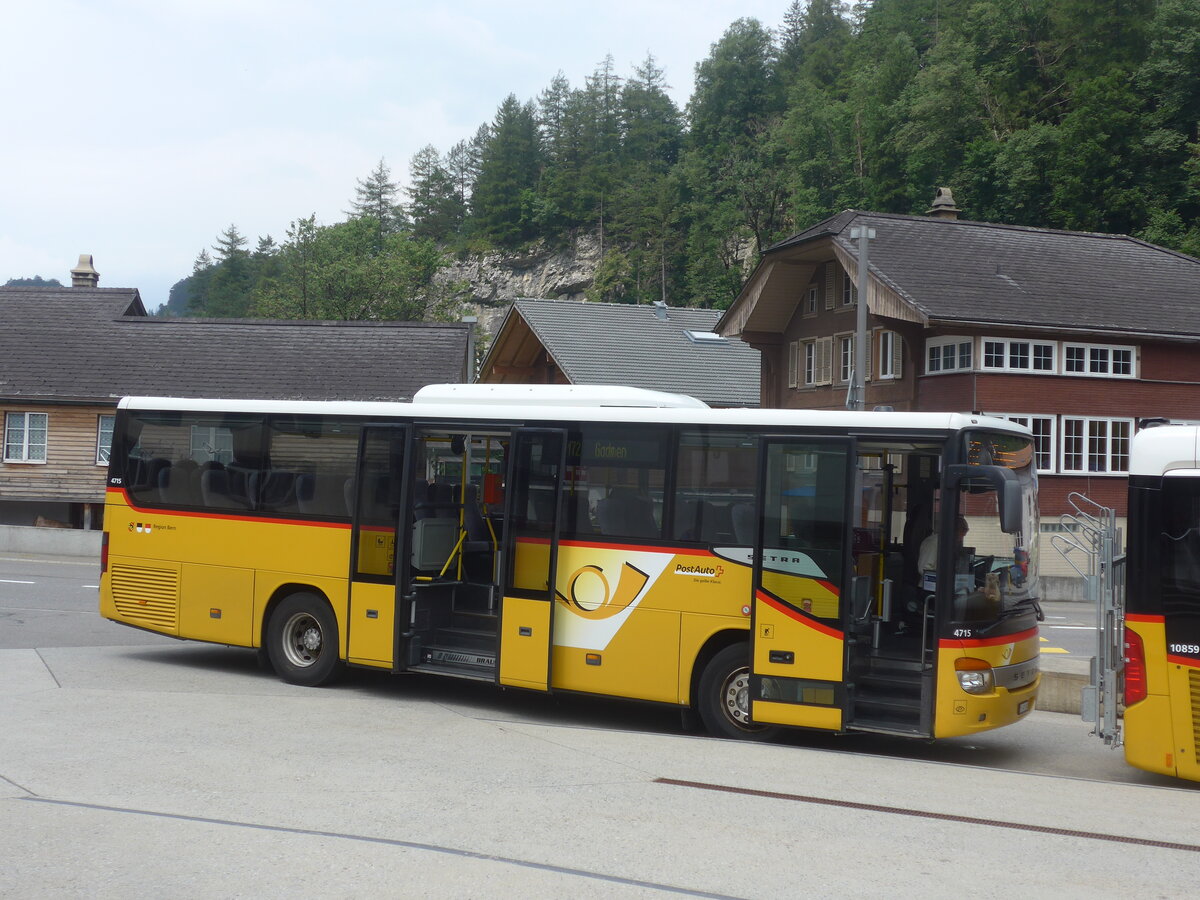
(926, 337), (972, 373)
(802, 337), (833, 386)
(981, 337), (1056, 372)
(989, 413), (1056, 473)
(4, 412), (49, 463)
(841, 270), (856, 306)
(96, 415), (115, 465)
(1061, 417), (1133, 474)
(807, 286), (818, 314)
(878, 331), (901, 380)
(838, 335), (854, 382)
(1063, 342), (1136, 378)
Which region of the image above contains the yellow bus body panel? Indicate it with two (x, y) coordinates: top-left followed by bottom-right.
(347, 582), (396, 668)
(755, 700), (842, 730)
(102, 491), (351, 654)
(499, 595), (552, 689)
(932, 628), (1040, 738)
(549, 542), (750, 705)
(1122, 618), (1199, 780)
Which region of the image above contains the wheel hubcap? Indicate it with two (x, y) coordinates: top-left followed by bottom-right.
(282, 612), (322, 668)
(720, 666), (766, 732)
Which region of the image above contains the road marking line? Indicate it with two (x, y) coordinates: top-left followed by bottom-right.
(0, 579), (35, 584)
(82, 584), (99, 589)
(1039, 636), (1071, 654)
(1047, 625), (1094, 630)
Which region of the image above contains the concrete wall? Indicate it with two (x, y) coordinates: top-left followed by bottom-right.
(0, 524), (100, 557)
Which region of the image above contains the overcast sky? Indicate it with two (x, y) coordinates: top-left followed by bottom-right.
(3, 0), (790, 310)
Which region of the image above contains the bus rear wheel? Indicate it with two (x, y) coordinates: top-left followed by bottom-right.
(267, 593), (342, 687)
(697, 644), (780, 741)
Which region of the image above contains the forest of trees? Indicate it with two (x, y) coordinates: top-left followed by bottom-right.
(168, 0), (1200, 320)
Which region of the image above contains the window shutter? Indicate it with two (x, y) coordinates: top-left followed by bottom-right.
(824, 265), (835, 310)
(891, 333), (903, 379)
(787, 341), (798, 388)
(815, 337), (833, 385)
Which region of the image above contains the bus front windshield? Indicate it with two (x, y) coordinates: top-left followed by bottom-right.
(947, 432), (1040, 624)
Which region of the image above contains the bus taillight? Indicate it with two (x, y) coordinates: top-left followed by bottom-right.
(100, 531), (109, 575)
(1123, 626), (1147, 706)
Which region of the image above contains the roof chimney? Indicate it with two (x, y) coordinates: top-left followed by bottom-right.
(927, 187), (960, 220)
(652, 300), (669, 321)
(71, 254), (100, 287)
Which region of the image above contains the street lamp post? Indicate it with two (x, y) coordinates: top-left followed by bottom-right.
(848, 225), (875, 411)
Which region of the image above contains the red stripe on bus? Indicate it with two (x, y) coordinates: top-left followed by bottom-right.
(1125, 613), (1165, 624)
(106, 487), (351, 529)
(940, 626), (1038, 649)
(757, 590), (844, 640)
(1166, 654), (1200, 669)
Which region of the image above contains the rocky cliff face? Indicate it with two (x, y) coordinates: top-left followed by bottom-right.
(435, 231), (603, 333)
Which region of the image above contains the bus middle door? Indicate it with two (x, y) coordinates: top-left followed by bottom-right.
(750, 436), (854, 730)
(496, 428), (566, 691)
(347, 424), (413, 671)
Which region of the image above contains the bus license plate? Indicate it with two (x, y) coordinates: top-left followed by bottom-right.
(1018, 700), (1031, 716)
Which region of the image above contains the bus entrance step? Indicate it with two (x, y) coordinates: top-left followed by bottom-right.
(854, 671), (922, 698)
(434, 627), (497, 653)
(421, 644), (496, 671)
(451, 609), (498, 631)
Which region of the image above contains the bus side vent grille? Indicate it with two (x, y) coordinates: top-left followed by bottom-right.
(111, 564), (179, 630)
(1190, 670), (1200, 756)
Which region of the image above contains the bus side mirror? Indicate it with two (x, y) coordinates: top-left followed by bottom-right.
(944, 464), (1023, 534)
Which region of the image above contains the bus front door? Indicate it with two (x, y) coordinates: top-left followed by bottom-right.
(496, 428), (566, 691)
(750, 437), (854, 730)
(347, 424), (412, 670)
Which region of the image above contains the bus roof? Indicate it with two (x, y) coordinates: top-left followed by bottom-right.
(1131, 425), (1200, 476)
(117, 389), (1031, 437)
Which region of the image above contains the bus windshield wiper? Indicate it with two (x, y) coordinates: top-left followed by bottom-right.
(976, 599), (1043, 636)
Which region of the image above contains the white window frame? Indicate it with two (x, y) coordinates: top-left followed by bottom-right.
(787, 340), (799, 389)
(806, 285), (818, 314)
(980, 337), (1057, 373)
(988, 413), (1057, 474)
(841, 270), (856, 306)
(925, 336), (973, 374)
(4, 411), (49, 464)
(837, 334), (854, 383)
(877, 330), (902, 380)
(1060, 416), (1134, 475)
(96, 414), (115, 465)
(1062, 342), (1136, 378)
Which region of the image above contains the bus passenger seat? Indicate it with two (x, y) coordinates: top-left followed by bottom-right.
(730, 503), (756, 545)
(597, 487), (658, 538)
(200, 468), (250, 509)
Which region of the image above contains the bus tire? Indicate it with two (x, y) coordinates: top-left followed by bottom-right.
(697, 644), (780, 741)
(266, 593), (342, 687)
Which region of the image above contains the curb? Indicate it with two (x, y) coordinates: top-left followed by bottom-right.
(1037, 655), (1090, 716)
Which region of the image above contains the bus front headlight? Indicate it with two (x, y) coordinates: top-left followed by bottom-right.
(955, 658), (994, 695)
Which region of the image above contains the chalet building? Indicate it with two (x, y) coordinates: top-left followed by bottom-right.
(717, 192), (1200, 580)
(0, 257), (470, 531)
(479, 298), (760, 408)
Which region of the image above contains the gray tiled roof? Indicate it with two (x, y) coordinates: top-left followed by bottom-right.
(0, 286), (468, 403)
(506, 299), (760, 407)
(771, 211), (1200, 338)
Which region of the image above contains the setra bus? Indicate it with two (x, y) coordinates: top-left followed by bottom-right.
(99, 385), (1041, 741)
(1122, 423), (1200, 780)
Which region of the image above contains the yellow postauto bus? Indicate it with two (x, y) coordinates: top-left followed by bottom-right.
(100, 385), (1041, 741)
(1122, 424), (1200, 780)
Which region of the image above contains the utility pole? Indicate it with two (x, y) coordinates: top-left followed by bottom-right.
(848, 225), (875, 410)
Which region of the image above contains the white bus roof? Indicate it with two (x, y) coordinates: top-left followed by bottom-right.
(117, 390), (1030, 436)
(412, 383), (710, 409)
(1131, 425), (1200, 476)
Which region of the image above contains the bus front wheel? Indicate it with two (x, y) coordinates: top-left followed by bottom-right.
(266, 593), (343, 687)
(697, 644), (780, 741)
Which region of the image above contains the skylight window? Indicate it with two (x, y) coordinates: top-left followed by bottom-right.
(685, 330), (727, 344)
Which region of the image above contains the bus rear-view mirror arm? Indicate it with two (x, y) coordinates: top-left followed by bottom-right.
(943, 464), (1023, 534)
